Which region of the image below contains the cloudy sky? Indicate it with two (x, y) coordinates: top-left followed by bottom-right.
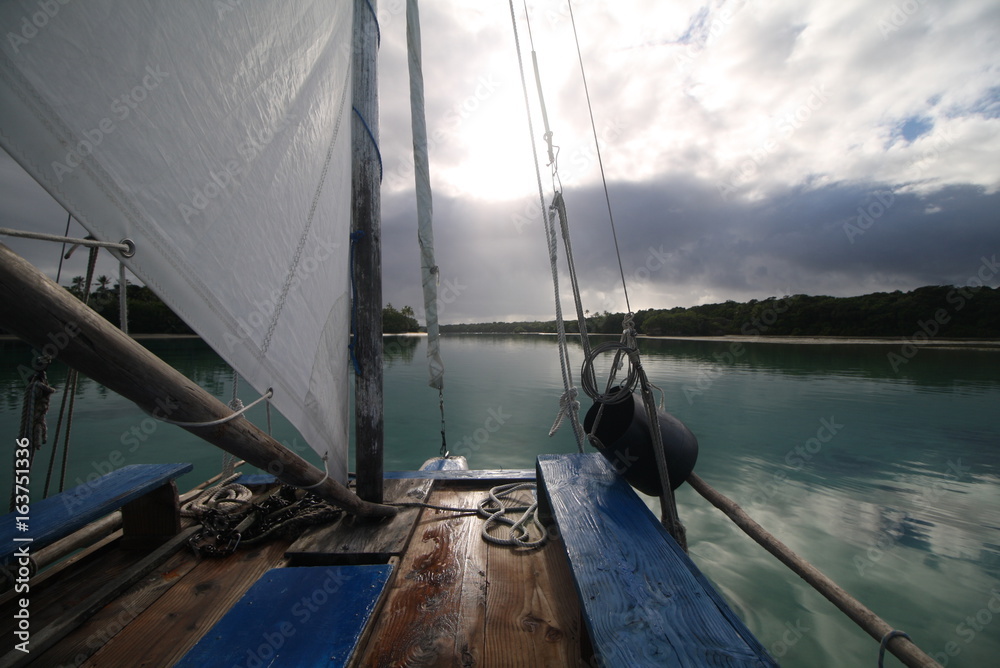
(3, 0), (999, 324)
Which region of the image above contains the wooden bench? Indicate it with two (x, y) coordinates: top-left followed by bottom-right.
(175, 564), (394, 667)
(1, 462), (192, 565)
(537, 453), (777, 667)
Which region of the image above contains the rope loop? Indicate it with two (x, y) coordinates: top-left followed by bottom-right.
(580, 340), (638, 404)
(478, 483), (547, 550)
(878, 630), (911, 668)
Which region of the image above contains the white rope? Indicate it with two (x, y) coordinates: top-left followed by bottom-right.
(153, 388), (273, 427)
(118, 263), (129, 335)
(298, 454), (330, 490)
(181, 473), (252, 517)
(478, 483), (547, 549)
(509, 2), (585, 451)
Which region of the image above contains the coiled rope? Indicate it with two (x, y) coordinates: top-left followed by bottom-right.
(390, 482), (547, 550)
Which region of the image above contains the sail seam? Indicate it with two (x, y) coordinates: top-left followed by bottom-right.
(261, 63), (352, 356)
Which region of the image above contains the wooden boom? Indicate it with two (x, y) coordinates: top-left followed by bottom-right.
(0, 243), (396, 519)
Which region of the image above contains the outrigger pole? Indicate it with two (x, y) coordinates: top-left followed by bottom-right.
(0, 243), (396, 519)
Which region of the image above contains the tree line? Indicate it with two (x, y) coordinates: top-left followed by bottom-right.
(5, 281), (994, 339)
(441, 285), (1000, 338)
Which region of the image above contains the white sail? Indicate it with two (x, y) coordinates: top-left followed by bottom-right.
(0, 1), (354, 483)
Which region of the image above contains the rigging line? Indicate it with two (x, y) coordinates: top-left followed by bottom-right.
(509, 0), (586, 452)
(55, 213), (72, 285)
(565, 0), (631, 314)
(0, 227), (133, 255)
(522, 0), (555, 165)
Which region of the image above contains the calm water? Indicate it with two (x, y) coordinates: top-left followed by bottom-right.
(2, 334), (998, 667)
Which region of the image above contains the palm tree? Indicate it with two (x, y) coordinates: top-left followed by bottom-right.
(96, 275), (110, 293)
(69, 275), (84, 296)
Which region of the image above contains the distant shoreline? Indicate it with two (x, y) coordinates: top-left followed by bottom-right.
(3, 332), (998, 350)
(441, 331), (1000, 349)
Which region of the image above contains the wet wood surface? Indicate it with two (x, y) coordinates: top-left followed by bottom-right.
(286, 477), (433, 564)
(355, 487), (581, 666)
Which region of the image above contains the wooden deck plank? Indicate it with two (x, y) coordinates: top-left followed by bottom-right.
(483, 486), (582, 667)
(175, 565), (394, 667)
(0, 538), (138, 639)
(31, 548), (199, 668)
(80, 540), (290, 667)
(537, 453), (776, 667)
(355, 489), (487, 667)
(355, 486), (582, 667)
(0, 526), (197, 668)
(286, 478), (434, 564)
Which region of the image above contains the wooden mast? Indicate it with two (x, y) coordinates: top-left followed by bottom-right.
(351, 0), (384, 503)
(0, 243), (396, 519)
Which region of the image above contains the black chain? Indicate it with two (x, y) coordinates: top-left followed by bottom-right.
(187, 486), (341, 558)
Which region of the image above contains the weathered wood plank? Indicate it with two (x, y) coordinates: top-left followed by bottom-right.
(0, 463), (191, 562)
(537, 453), (777, 667)
(120, 479), (181, 550)
(32, 548), (199, 668)
(176, 565), (394, 667)
(483, 487), (582, 667)
(286, 478), (433, 564)
(0, 526), (198, 668)
(81, 540), (290, 667)
(355, 489), (487, 666)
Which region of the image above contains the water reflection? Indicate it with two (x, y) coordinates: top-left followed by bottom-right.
(1, 334), (998, 666)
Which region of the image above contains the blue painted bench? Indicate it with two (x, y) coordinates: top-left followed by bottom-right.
(1, 462), (192, 565)
(537, 453), (777, 667)
(175, 564), (394, 667)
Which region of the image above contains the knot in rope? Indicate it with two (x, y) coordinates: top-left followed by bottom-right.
(20, 365), (55, 447)
(548, 387), (580, 437)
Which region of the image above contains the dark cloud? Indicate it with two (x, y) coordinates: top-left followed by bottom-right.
(3, 0), (999, 327)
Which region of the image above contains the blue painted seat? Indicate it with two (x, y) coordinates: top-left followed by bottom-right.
(537, 453), (777, 667)
(0, 462), (192, 564)
(176, 565), (393, 667)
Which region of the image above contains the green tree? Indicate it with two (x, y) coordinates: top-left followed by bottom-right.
(383, 304), (420, 333)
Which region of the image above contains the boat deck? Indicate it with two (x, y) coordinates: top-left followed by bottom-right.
(0, 475), (583, 667)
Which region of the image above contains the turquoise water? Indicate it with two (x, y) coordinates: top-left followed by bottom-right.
(2, 334), (998, 667)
